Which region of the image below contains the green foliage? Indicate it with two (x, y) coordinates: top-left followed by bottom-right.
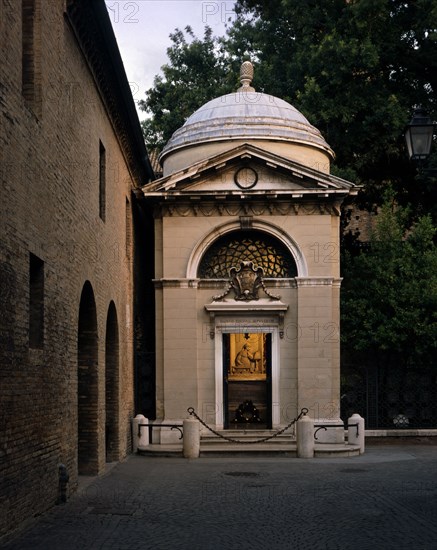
(341, 203), (437, 367)
(141, 1), (437, 216)
(230, 0), (437, 214)
(139, 26), (236, 149)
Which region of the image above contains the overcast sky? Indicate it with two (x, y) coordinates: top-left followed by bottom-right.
(105, 1), (236, 120)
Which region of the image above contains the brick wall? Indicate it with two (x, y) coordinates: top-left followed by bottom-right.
(0, 0), (147, 538)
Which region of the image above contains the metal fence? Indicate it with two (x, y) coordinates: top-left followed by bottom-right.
(341, 362), (437, 429)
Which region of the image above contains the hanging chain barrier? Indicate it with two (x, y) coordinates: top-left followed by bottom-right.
(187, 407), (309, 444)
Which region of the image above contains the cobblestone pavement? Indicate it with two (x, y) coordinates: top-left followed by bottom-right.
(3, 443), (437, 550)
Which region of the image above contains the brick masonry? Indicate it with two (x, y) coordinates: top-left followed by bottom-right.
(0, 0), (153, 538)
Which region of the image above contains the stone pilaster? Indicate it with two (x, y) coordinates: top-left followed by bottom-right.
(296, 277), (340, 423)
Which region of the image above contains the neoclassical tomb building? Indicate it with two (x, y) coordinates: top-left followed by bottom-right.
(141, 63), (358, 436)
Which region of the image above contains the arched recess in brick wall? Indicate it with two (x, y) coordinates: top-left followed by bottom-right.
(105, 301), (119, 462)
(77, 281), (99, 475)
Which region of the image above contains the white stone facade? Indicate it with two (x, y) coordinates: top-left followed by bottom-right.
(141, 67), (358, 438)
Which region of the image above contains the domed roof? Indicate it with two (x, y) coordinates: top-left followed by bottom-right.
(160, 62), (334, 162)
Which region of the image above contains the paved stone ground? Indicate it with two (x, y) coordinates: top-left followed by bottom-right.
(3, 443), (437, 550)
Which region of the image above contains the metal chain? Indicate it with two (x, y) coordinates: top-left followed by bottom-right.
(187, 407), (309, 444)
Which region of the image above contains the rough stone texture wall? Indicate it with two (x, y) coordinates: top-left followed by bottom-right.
(0, 1), (139, 538)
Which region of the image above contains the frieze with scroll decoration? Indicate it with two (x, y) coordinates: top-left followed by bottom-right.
(159, 202), (341, 218)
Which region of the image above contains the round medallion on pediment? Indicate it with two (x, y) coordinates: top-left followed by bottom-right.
(234, 167), (258, 189)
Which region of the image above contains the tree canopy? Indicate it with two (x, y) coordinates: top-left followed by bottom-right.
(341, 200), (437, 367)
(140, 0), (437, 217)
(230, 0), (437, 215)
(139, 26), (236, 149)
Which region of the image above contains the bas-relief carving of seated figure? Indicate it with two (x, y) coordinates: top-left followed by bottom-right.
(234, 344), (258, 373)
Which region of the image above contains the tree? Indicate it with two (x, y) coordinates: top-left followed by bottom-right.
(141, 3), (437, 205)
(228, 0), (437, 216)
(139, 26), (236, 149)
(341, 202), (437, 366)
(340, 201), (437, 426)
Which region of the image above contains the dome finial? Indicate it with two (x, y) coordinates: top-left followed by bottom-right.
(238, 61), (255, 92)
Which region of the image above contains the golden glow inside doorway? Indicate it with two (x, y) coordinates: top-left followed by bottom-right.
(223, 333), (272, 429)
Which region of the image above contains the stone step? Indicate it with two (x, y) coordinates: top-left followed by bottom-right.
(201, 437), (294, 446)
(202, 429), (294, 436)
(314, 444), (361, 458)
(201, 431), (295, 445)
(137, 442), (361, 458)
(199, 443), (360, 457)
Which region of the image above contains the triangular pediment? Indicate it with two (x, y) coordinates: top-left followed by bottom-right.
(141, 143), (358, 199)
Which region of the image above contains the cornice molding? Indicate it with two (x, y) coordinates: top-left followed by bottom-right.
(153, 278), (298, 289)
(153, 279), (199, 289)
(295, 277), (342, 287)
(143, 142), (359, 196)
(205, 299), (289, 339)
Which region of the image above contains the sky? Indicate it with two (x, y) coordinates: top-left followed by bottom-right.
(105, 1), (236, 121)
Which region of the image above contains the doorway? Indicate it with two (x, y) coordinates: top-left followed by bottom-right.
(223, 333), (272, 429)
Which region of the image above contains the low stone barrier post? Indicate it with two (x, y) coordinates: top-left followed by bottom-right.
(297, 413), (314, 458)
(57, 463), (69, 504)
(348, 413), (365, 454)
(132, 414), (149, 452)
(183, 418), (200, 458)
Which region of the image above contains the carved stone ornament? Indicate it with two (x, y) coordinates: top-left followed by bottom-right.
(213, 261), (280, 301)
(234, 166), (258, 189)
(237, 61), (255, 92)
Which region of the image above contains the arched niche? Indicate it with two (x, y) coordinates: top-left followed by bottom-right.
(105, 301), (119, 463)
(77, 281), (99, 475)
(187, 220), (308, 279)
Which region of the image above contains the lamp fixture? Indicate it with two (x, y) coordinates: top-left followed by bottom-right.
(404, 106), (435, 162)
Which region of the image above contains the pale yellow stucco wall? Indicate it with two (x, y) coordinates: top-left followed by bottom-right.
(154, 205), (341, 427)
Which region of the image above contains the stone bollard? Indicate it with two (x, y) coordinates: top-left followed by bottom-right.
(57, 464), (69, 504)
(132, 414), (149, 452)
(296, 414), (314, 458)
(183, 418), (200, 458)
(348, 413), (365, 454)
